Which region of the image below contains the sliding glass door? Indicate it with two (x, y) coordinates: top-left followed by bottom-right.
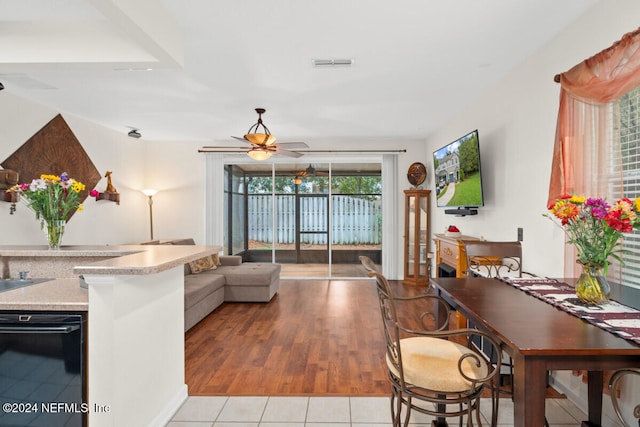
(223, 160), (381, 278)
(330, 173), (382, 278)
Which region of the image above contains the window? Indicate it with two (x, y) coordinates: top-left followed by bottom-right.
(619, 85), (640, 290)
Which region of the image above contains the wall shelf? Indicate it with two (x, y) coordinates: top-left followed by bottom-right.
(95, 192), (120, 204)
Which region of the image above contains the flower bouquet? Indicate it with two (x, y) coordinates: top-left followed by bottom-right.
(546, 195), (640, 304)
(7, 173), (99, 248)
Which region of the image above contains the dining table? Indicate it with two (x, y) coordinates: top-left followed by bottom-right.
(431, 276), (640, 427)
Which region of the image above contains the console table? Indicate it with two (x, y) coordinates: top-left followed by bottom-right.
(433, 233), (479, 327)
(432, 233), (479, 278)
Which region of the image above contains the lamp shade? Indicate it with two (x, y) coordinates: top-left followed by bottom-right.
(247, 149), (272, 161)
(244, 133), (276, 146)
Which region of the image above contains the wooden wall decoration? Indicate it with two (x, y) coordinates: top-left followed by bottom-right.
(1, 114), (101, 219)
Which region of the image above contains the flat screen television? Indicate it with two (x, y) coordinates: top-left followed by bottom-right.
(432, 129), (484, 216)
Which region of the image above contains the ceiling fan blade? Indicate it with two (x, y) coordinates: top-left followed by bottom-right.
(277, 142), (308, 149)
(274, 147), (304, 158)
(231, 136), (253, 144)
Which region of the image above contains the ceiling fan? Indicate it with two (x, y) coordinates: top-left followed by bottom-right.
(293, 164), (328, 184)
(232, 108), (308, 160)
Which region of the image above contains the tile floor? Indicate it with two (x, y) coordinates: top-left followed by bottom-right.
(167, 395), (622, 427)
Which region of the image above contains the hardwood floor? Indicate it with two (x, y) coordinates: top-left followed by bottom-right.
(184, 278), (428, 396)
(279, 263), (372, 278)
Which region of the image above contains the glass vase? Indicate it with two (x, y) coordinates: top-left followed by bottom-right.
(45, 219), (65, 249)
(575, 262), (610, 305)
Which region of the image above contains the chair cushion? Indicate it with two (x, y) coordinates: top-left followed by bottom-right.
(387, 336), (489, 393)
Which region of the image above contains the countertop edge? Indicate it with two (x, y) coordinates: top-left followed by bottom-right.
(72, 245), (221, 275)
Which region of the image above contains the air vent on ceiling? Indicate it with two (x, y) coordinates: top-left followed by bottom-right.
(312, 59), (354, 68)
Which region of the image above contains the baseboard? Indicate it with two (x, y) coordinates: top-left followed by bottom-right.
(148, 384), (188, 427)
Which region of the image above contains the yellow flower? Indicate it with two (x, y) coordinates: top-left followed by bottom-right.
(570, 195), (586, 204)
(71, 180), (85, 193)
(77, 203), (84, 212)
(40, 174), (60, 182)
(635, 197), (640, 212)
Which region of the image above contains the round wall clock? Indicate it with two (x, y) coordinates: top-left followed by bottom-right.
(407, 162), (427, 187)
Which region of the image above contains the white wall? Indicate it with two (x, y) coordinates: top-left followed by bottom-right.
(0, 91), (428, 258)
(144, 140), (209, 244)
(0, 92), (149, 245)
(425, 1), (640, 423)
(427, 1), (640, 278)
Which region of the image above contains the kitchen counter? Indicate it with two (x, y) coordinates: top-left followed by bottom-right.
(0, 244), (219, 278)
(0, 277), (88, 311)
(0, 244), (218, 311)
(0, 243), (221, 427)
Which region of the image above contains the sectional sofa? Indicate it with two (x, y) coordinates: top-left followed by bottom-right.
(145, 238), (281, 331)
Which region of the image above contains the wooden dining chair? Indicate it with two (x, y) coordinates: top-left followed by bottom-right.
(360, 256), (502, 427)
(462, 240), (524, 279)
(610, 369), (640, 427)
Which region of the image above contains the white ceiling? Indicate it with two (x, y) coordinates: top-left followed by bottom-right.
(0, 0), (599, 144)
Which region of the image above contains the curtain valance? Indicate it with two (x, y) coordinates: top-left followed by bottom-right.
(548, 27), (640, 206)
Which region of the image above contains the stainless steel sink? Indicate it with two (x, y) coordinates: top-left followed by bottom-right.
(0, 278), (53, 293)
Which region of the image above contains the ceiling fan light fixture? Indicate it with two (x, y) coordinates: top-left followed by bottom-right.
(233, 108), (307, 158)
(247, 147), (272, 161)
(244, 133), (276, 146)
(243, 108), (278, 146)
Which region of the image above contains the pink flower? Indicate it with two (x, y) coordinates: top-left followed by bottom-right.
(90, 189), (99, 198)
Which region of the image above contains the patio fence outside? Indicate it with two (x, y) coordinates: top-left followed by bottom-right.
(248, 194), (382, 245)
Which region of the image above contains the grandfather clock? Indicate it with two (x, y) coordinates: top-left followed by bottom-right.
(403, 189), (431, 285)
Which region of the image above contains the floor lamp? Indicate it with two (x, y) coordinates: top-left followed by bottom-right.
(142, 189), (158, 240)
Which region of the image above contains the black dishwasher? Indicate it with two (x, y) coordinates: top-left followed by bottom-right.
(0, 312), (87, 427)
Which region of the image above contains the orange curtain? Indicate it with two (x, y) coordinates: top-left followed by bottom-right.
(548, 27), (640, 205)
(548, 28), (640, 278)
(550, 29), (640, 388)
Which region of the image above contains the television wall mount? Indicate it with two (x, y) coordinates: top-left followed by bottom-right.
(444, 207), (478, 216)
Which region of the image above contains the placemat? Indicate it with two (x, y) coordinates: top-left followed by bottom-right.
(500, 277), (640, 346)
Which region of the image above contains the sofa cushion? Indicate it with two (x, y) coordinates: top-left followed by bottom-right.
(189, 255), (217, 273)
(219, 255), (242, 266)
(139, 240), (160, 245)
(211, 253), (221, 266)
(216, 263), (281, 286)
(167, 238), (196, 245)
(184, 272), (225, 310)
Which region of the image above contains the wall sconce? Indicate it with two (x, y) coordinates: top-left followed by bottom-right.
(142, 189), (157, 240)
